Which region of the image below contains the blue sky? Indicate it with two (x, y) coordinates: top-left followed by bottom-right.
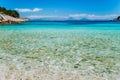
(0, 0), (120, 20)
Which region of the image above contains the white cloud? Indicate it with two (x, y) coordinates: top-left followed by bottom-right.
(28, 15), (68, 20)
(27, 14), (118, 20)
(15, 8), (43, 12)
(33, 8), (42, 12)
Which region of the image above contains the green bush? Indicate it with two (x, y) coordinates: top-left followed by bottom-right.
(0, 7), (20, 18)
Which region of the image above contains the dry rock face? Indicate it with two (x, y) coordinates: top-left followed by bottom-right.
(0, 13), (28, 24)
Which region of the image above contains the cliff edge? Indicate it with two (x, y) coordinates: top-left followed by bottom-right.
(0, 7), (28, 24)
(0, 13), (28, 24)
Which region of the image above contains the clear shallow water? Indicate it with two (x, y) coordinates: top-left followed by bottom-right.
(0, 21), (120, 80)
(0, 21), (120, 30)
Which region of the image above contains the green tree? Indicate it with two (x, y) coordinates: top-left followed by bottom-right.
(0, 6), (20, 18)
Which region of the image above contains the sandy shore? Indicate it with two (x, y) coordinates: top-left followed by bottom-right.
(0, 30), (120, 80)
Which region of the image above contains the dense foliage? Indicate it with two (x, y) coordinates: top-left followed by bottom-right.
(0, 7), (19, 18)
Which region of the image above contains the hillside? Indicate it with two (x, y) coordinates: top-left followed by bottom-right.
(0, 7), (28, 24)
(0, 7), (19, 18)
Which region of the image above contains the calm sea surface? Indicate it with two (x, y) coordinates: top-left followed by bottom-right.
(0, 21), (120, 80)
(0, 21), (120, 31)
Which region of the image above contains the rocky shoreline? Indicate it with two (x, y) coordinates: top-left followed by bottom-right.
(0, 13), (28, 25)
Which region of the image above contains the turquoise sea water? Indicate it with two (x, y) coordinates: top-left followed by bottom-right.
(0, 21), (120, 80)
(0, 21), (120, 31)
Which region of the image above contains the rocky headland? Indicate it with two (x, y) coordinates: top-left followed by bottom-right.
(0, 13), (28, 24)
(0, 7), (28, 24)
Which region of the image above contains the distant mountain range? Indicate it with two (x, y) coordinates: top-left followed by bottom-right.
(30, 17), (120, 21)
(30, 18), (113, 22)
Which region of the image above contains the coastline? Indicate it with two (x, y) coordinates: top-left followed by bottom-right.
(0, 13), (28, 25)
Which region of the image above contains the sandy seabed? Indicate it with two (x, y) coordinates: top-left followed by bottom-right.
(0, 29), (120, 80)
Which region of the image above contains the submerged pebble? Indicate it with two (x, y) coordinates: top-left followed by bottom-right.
(0, 30), (120, 80)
